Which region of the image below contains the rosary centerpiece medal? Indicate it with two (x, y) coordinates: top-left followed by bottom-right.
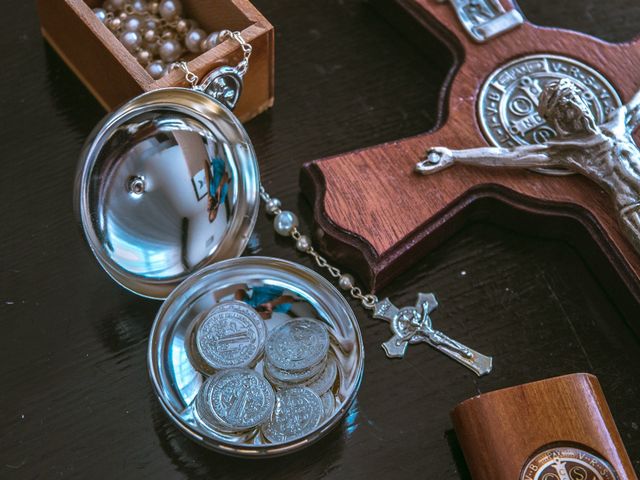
(75, 32), (363, 457)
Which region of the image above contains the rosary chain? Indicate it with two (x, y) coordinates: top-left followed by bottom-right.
(171, 30), (252, 86)
(259, 186), (379, 310)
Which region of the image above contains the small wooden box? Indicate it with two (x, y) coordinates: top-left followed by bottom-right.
(37, 0), (274, 122)
(451, 374), (637, 480)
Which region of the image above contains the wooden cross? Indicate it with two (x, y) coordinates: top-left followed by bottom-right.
(301, 0), (640, 294)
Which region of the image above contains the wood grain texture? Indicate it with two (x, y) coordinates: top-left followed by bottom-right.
(302, 0), (640, 293)
(451, 373), (637, 480)
(2, 0), (640, 478)
(36, 0), (274, 121)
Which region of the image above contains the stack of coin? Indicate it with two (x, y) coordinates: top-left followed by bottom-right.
(192, 308), (339, 442)
(263, 318), (332, 387)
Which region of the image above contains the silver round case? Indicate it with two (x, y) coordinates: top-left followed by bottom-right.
(75, 87), (259, 299)
(148, 256), (364, 457)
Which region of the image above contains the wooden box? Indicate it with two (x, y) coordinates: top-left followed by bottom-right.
(37, 0), (274, 122)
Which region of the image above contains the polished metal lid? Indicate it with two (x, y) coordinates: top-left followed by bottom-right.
(75, 88), (260, 299)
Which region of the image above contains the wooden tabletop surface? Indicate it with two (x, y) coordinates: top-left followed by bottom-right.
(1, 0), (639, 478)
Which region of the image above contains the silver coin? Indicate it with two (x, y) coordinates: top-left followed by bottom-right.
(195, 301), (266, 370)
(303, 355), (337, 395)
(263, 358), (325, 388)
(265, 318), (330, 372)
(262, 387), (324, 443)
(477, 54), (622, 175)
(320, 392), (335, 419)
(195, 369), (274, 432)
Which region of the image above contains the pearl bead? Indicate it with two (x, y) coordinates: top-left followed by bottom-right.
(123, 16), (142, 32)
(148, 1), (159, 15)
(118, 12), (128, 21)
(185, 28), (205, 52)
(296, 235), (311, 252)
(144, 19), (158, 31)
(274, 211), (298, 236)
(93, 8), (108, 23)
(176, 19), (190, 34)
(338, 274), (355, 291)
(265, 198), (281, 215)
(200, 31), (221, 51)
(108, 17), (122, 31)
(159, 39), (182, 62)
(130, 0), (146, 14)
(136, 49), (152, 66)
(159, 0), (182, 20)
(143, 29), (157, 43)
(146, 60), (166, 79)
(120, 31), (142, 53)
(161, 30), (176, 40)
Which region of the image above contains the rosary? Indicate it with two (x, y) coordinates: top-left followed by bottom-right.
(93, 0), (222, 79)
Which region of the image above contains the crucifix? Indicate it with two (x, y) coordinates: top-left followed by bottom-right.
(301, 0), (640, 298)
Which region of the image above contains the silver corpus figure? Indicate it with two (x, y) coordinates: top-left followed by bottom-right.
(416, 79), (640, 253)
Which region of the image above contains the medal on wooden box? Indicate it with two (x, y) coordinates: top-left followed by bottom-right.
(75, 30), (492, 457)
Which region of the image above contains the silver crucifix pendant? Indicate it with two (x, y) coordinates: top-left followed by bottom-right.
(373, 293), (493, 376)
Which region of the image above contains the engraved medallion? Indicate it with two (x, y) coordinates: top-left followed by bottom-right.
(195, 301), (266, 370)
(478, 54), (622, 174)
(262, 387), (324, 443)
(265, 318), (330, 373)
(521, 446), (618, 480)
(195, 369), (275, 432)
(303, 355), (337, 395)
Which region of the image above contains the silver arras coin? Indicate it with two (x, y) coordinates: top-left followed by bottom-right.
(265, 318), (330, 373)
(478, 54), (622, 175)
(262, 387), (324, 443)
(195, 369), (274, 432)
(304, 355), (337, 395)
(195, 301), (266, 370)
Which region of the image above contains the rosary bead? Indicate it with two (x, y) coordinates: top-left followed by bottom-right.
(175, 19), (190, 35)
(93, 8), (108, 23)
(265, 198), (281, 215)
(130, 0), (147, 14)
(120, 31), (142, 53)
(144, 18), (158, 30)
(338, 274), (355, 291)
(143, 29), (158, 43)
(136, 49), (152, 66)
(185, 28), (206, 52)
(274, 211), (298, 236)
(147, 1), (159, 15)
(159, 38), (182, 62)
(108, 17), (122, 31)
(295, 235), (311, 252)
(146, 60), (167, 79)
(123, 16), (142, 32)
(159, 0), (182, 20)
(200, 31), (221, 51)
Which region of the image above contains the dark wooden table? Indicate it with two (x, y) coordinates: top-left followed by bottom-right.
(2, 1), (639, 478)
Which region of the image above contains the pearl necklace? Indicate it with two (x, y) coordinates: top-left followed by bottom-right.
(93, 0), (222, 79)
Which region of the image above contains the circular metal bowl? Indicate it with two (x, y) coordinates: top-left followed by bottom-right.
(147, 256), (364, 457)
(75, 88), (260, 299)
